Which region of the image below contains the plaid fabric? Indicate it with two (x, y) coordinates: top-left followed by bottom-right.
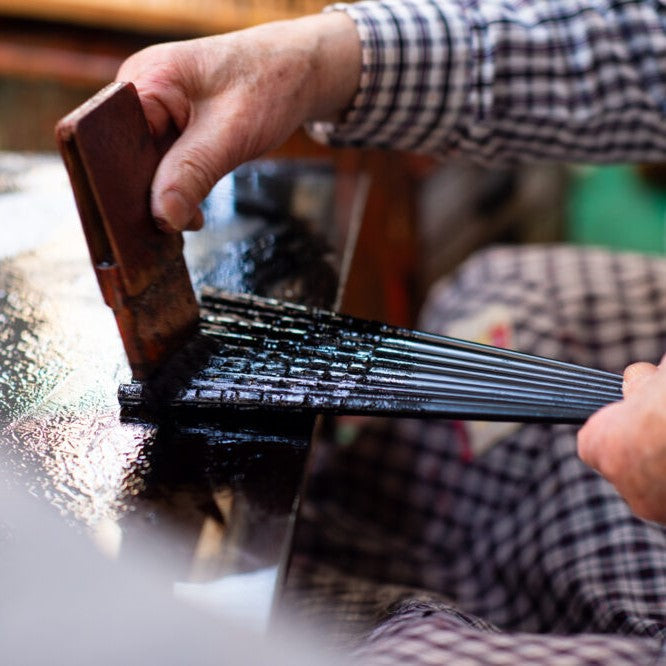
(310, 0), (666, 164)
(356, 611), (661, 665)
(285, 246), (666, 664)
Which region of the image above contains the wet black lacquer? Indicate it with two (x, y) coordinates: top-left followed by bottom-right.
(0, 157), (337, 582)
(119, 290), (623, 424)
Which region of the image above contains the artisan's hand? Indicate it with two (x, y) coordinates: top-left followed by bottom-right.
(578, 358), (666, 524)
(116, 12), (361, 232)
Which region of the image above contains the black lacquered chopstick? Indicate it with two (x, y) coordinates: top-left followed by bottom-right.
(184, 362), (612, 408)
(200, 304), (617, 388)
(188, 345), (618, 407)
(187, 337), (620, 408)
(196, 308), (621, 400)
(200, 288), (620, 385)
(118, 289), (624, 423)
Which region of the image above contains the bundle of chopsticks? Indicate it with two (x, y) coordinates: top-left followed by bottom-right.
(118, 289), (623, 423)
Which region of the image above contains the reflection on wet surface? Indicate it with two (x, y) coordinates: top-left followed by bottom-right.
(123, 412), (312, 577)
(0, 154), (342, 604)
(192, 166), (339, 306)
(0, 224), (137, 525)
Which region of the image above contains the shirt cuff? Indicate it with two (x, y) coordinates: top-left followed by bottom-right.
(307, 0), (471, 155)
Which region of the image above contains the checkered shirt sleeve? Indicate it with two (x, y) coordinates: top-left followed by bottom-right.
(309, 0), (666, 163)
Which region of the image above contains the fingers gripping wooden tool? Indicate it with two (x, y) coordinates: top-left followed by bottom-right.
(56, 82), (200, 382)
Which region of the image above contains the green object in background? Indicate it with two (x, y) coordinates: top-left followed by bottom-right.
(567, 165), (666, 254)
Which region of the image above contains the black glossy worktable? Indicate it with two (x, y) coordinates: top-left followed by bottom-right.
(0, 152), (364, 624)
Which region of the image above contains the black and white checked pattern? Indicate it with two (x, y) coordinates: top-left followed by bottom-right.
(356, 610), (660, 665)
(310, 0), (666, 164)
(285, 246), (666, 664)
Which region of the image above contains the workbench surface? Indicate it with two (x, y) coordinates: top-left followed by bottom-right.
(0, 152), (360, 627)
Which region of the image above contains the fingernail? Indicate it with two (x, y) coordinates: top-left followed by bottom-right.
(156, 189), (193, 232)
(154, 217), (176, 233)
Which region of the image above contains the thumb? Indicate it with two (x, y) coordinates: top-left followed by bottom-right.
(151, 114), (238, 232)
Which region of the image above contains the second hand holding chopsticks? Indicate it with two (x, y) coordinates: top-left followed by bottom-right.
(118, 289), (623, 423)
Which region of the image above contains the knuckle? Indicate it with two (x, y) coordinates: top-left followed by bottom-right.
(577, 435), (594, 467)
(627, 496), (657, 523)
(594, 436), (624, 482)
(598, 454), (621, 484)
(179, 148), (218, 199)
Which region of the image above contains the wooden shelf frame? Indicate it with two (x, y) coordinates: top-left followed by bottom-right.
(0, 0), (328, 35)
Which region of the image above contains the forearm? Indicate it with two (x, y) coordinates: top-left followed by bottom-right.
(227, 13), (360, 124)
(314, 0), (666, 164)
(298, 12), (362, 122)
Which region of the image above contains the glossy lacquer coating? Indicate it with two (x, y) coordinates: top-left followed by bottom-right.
(120, 289), (622, 423)
(0, 154), (341, 605)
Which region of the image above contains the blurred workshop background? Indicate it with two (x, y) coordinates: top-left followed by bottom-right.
(3, 0), (666, 326)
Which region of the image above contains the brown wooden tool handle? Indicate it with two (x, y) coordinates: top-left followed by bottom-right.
(56, 81), (184, 296)
(56, 82), (199, 380)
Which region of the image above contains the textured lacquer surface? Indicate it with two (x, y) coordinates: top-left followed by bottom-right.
(0, 155), (338, 596)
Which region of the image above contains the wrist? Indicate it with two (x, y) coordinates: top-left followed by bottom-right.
(228, 12), (360, 129)
(294, 12), (362, 122)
